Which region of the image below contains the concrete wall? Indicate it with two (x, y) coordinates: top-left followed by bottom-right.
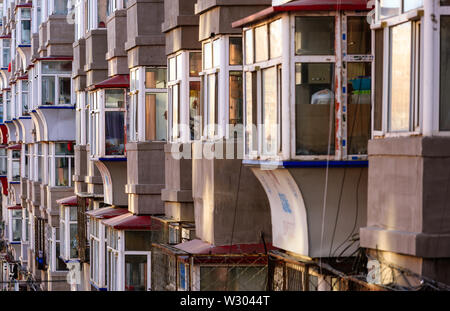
(192, 141), (272, 246)
(106, 9), (128, 76)
(126, 0), (166, 67)
(84, 29), (108, 87)
(162, 0), (200, 55)
(73, 39), (87, 91)
(195, 0), (271, 40)
(74, 145), (88, 194)
(45, 15), (74, 57)
(126, 141), (165, 215)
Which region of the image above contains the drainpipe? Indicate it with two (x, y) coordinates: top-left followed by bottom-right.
(422, 0), (435, 136)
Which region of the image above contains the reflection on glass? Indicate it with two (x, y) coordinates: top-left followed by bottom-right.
(189, 52), (202, 77)
(270, 19), (282, 59)
(13, 218), (22, 241)
(176, 54), (182, 80)
(145, 68), (166, 89)
(12, 160), (20, 181)
(347, 63), (371, 155)
(255, 24), (268, 62)
(403, 0), (423, 12)
(347, 17), (371, 55)
(189, 81), (201, 140)
(21, 20), (31, 45)
(125, 255), (147, 291)
(229, 72), (243, 126)
(55, 157), (69, 186)
(59, 77), (71, 105)
(262, 67), (277, 155)
(379, 0), (401, 19)
(105, 89), (124, 108)
(145, 93), (167, 141)
(213, 40), (220, 68)
(245, 29), (253, 65)
(171, 85), (179, 140)
(295, 63), (335, 155)
(389, 22), (411, 132)
(105, 111), (125, 155)
(204, 42), (212, 70)
(169, 57), (176, 82)
(245, 72), (257, 154)
(42, 61), (72, 74)
(440, 16), (450, 130)
(70, 224), (78, 258)
(229, 37), (243, 65)
(207, 74), (217, 138)
(42, 76), (55, 105)
(295, 17), (335, 55)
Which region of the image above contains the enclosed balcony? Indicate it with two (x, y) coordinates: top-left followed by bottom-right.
(233, 0), (370, 258)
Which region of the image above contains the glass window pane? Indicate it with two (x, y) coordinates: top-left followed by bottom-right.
(440, 16), (450, 130)
(374, 29), (384, 131)
(389, 22), (411, 132)
(403, 0), (423, 12)
(145, 68), (167, 89)
(189, 52), (202, 77)
(379, 0), (401, 19)
(229, 37), (243, 65)
(347, 16), (371, 55)
(245, 29), (253, 65)
(171, 85), (179, 140)
(169, 57), (176, 81)
(55, 157), (69, 186)
(21, 20), (31, 45)
(56, 142), (74, 155)
(255, 25), (268, 62)
(213, 40), (220, 68)
(105, 89), (125, 108)
(229, 72), (243, 126)
(347, 63), (371, 155)
(70, 224), (78, 258)
(207, 74), (217, 137)
(245, 72), (257, 154)
(54, 0), (69, 15)
(204, 42), (212, 70)
(59, 77), (71, 105)
(262, 67), (278, 155)
(295, 63), (335, 155)
(189, 81), (201, 140)
(270, 19), (282, 59)
(70, 206), (77, 221)
(125, 231), (152, 251)
(442, 0), (450, 5)
(295, 17), (335, 55)
(42, 61), (72, 74)
(105, 111), (125, 155)
(176, 54), (182, 80)
(13, 218), (22, 241)
(42, 76), (55, 105)
(145, 93), (167, 141)
(125, 255), (148, 291)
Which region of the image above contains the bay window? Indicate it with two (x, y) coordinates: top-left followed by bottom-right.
(130, 67), (167, 142)
(11, 209), (22, 242)
(89, 218), (105, 287)
(50, 142), (74, 187)
(0, 148), (6, 175)
(40, 61), (72, 106)
(48, 0), (69, 15)
(87, 0), (107, 31)
(76, 92), (89, 145)
(89, 88), (127, 158)
(167, 51), (201, 142)
(49, 227), (68, 271)
(36, 143), (47, 183)
(18, 8), (31, 45)
(107, 0), (126, 16)
(9, 149), (21, 182)
(60, 204), (78, 260)
(201, 36), (243, 140)
(2, 39), (10, 69)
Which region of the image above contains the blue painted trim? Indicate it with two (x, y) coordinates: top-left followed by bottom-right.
(9, 241), (21, 245)
(9, 181), (20, 184)
(282, 160), (368, 168)
(243, 159), (368, 168)
(12, 118), (17, 121)
(18, 45), (31, 48)
(99, 157), (127, 162)
(90, 281), (107, 291)
(38, 105), (75, 110)
(19, 116), (32, 120)
(31, 110), (37, 113)
(1, 67), (8, 70)
(5, 121), (13, 123)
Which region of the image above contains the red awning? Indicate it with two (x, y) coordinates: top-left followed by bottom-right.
(7, 144), (21, 150)
(85, 207), (129, 219)
(0, 125), (8, 145)
(175, 239), (276, 255)
(56, 195), (78, 206)
(102, 213), (161, 231)
(92, 75), (130, 90)
(232, 0), (371, 28)
(0, 35), (11, 39)
(7, 205), (22, 210)
(15, 3), (33, 9)
(18, 74), (28, 80)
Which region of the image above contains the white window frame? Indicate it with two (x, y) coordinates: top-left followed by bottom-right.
(89, 218), (106, 289)
(38, 61), (73, 107)
(49, 142), (74, 187)
(130, 66), (168, 142)
(17, 8), (31, 46)
(60, 204), (78, 261)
